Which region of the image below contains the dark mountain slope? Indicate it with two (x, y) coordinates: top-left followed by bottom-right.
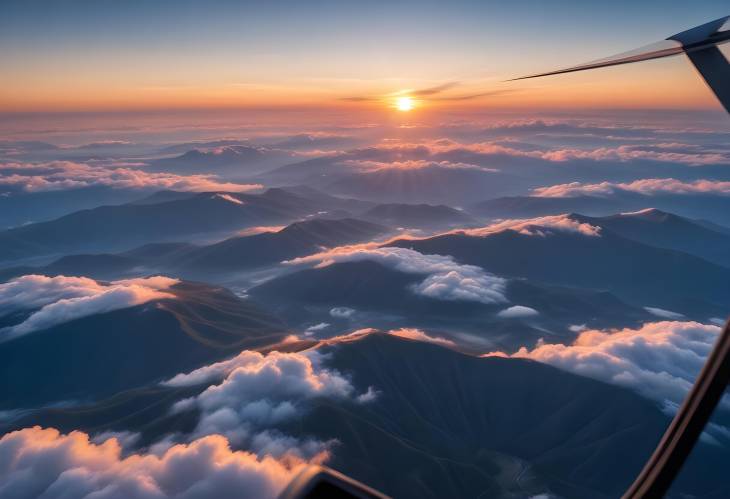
(574, 209), (730, 267)
(361, 202), (475, 229)
(0, 281), (286, 409)
(0, 188), (329, 262)
(389, 226), (730, 317)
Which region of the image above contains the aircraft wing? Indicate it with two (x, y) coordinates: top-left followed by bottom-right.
(510, 15), (730, 112)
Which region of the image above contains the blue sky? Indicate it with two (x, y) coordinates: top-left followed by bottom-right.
(1, 1), (727, 111)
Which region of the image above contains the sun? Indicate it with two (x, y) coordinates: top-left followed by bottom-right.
(396, 96), (414, 112)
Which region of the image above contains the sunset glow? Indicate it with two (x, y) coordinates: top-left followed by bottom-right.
(396, 96), (414, 112)
(1, 3), (729, 498)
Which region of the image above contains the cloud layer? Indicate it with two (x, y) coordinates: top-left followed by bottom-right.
(0, 275), (178, 340)
(0, 161), (261, 193)
(485, 321), (722, 411)
(461, 214), (601, 238)
(287, 246), (508, 304)
(533, 178), (730, 198)
(0, 426), (306, 499)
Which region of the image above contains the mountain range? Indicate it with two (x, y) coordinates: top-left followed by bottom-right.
(0, 280), (287, 410)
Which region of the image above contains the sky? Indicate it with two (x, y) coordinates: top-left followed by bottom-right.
(1, 0), (728, 113)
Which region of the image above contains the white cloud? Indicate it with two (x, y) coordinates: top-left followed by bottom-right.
(0, 160), (262, 193)
(388, 328), (456, 347)
(0, 426), (309, 499)
(533, 178), (730, 198)
(304, 323), (330, 336)
(0, 275), (179, 341)
(287, 246), (507, 305)
(485, 321), (723, 410)
(164, 350), (374, 454)
(329, 307), (356, 318)
(213, 193), (245, 205)
(461, 214), (601, 238)
(497, 305), (540, 319)
(644, 307), (684, 319)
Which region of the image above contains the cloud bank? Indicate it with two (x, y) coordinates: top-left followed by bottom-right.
(165, 350), (373, 456)
(0, 161), (262, 193)
(287, 246), (507, 304)
(533, 178), (730, 198)
(0, 275), (178, 340)
(485, 321), (722, 411)
(0, 426), (306, 499)
(461, 214), (601, 238)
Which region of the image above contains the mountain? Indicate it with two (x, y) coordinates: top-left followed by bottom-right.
(157, 140), (254, 155)
(0, 280), (286, 410)
(0, 219), (388, 282)
(361, 203), (475, 229)
(249, 259), (651, 350)
(307, 334), (726, 498)
(147, 145), (290, 176)
(0, 186), (145, 229)
(325, 165), (520, 204)
(171, 218), (388, 274)
(472, 193), (730, 226)
(574, 209), (730, 267)
(12, 333), (727, 498)
(471, 195), (623, 219)
(128, 189), (199, 205)
(0, 188), (334, 263)
(388, 219), (730, 317)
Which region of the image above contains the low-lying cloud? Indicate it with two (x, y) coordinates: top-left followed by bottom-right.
(330, 307), (356, 318)
(389, 327), (456, 347)
(164, 350), (374, 456)
(287, 246), (508, 304)
(460, 214), (601, 238)
(0, 275), (178, 340)
(0, 161), (262, 193)
(0, 426), (307, 499)
(497, 305), (540, 319)
(485, 321), (722, 411)
(533, 178), (730, 198)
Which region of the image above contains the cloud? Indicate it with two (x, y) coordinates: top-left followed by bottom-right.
(497, 305), (540, 319)
(533, 178), (730, 198)
(213, 193), (245, 205)
(358, 135), (729, 167)
(0, 426), (308, 499)
(0, 161), (262, 193)
(234, 225), (286, 237)
(341, 159), (497, 172)
(304, 323), (329, 336)
(537, 145), (729, 166)
(485, 321), (722, 411)
(164, 350), (374, 454)
(408, 82), (460, 97)
(388, 328), (455, 347)
(0, 275), (178, 341)
(644, 307), (684, 319)
(341, 83), (516, 104)
(287, 246), (508, 304)
(460, 214), (601, 238)
(329, 307), (355, 318)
